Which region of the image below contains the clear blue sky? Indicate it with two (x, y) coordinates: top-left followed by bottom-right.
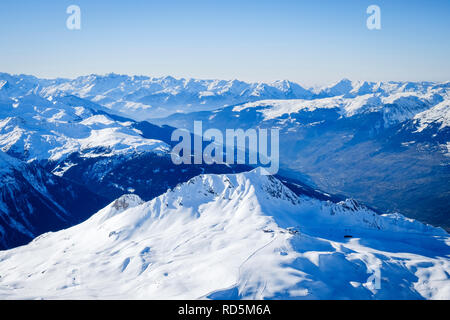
(0, 0), (449, 85)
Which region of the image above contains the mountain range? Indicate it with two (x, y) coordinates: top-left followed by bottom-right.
(0, 72), (448, 299)
(151, 82), (450, 231)
(3, 72), (448, 120)
(0, 77), (258, 248)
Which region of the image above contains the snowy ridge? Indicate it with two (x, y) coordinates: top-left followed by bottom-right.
(0, 93), (169, 161)
(0, 169), (448, 299)
(232, 90), (446, 125)
(413, 100), (450, 132)
(1, 73), (448, 120)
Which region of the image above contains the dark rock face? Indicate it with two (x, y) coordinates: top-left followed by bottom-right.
(0, 160), (108, 249)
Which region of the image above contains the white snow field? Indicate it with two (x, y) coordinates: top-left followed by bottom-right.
(0, 169), (448, 299)
(0, 94), (169, 161)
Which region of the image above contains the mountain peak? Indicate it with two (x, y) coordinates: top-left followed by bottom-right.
(0, 169), (447, 299)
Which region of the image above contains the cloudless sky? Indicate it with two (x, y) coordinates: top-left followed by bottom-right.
(0, 0), (449, 86)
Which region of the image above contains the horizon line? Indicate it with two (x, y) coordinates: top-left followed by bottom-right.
(1, 71), (449, 89)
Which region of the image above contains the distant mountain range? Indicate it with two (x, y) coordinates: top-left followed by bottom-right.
(2, 72), (448, 119)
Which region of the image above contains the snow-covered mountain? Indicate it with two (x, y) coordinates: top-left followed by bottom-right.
(413, 99), (450, 134)
(0, 89), (254, 202)
(153, 91), (450, 231)
(231, 85), (447, 127)
(0, 71), (448, 245)
(0, 85), (254, 249)
(0, 93), (169, 162)
(0, 73), (315, 120)
(2, 72), (448, 120)
(0, 169), (448, 299)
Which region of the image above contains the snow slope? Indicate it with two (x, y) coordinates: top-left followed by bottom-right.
(413, 100), (450, 132)
(0, 169), (448, 299)
(232, 91), (446, 126)
(0, 93), (169, 161)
